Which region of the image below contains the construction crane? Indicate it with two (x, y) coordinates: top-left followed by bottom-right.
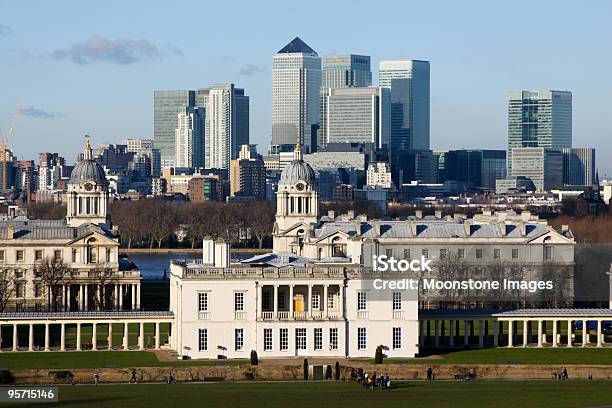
(0, 105), (21, 194)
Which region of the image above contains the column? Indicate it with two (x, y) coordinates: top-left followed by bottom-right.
(12, 324), (17, 351)
(273, 285), (278, 318)
(155, 322), (160, 349)
(478, 320), (484, 348)
(567, 320), (573, 347)
(419, 321), (425, 346)
(79, 285), (84, 310)
(44, 323), (50, 351)
(463, 320), (469, 346)
(98, 285), (103, 311)
(28, 324), (33, 351)
(76, 323), (81, 351)
(92, 323), (97, 350)
(552, 320), (558, 347)
(597, 320), (603, 347)
(257, 284), (262, 319)
(323, 285), (328, 318)
(508, 320), (514, 347)
(123, 322), (129, 350)
(289, 285), (294, 318)
(67, 285), (71, 311)
(108, 323), (113, 350)
(307, 285), (313, 318)
(339, 284), (344, 319)
(84, 285), (89, 310)
(131, 285), (136, 310)
(582, 320), (588, 347)
(135, 284), (141, 309)
(0, 323), (3, 352)
(522, 320), (528, 347)
(60, 324), (66, 351)
(434, 320), (440, 347)
(449, 320), (455, 347)
(537, 320), (543, 347)
(63, 285), (67, 311)
(115, 284), (119, 310)
(138, 322), (144, 350)
(493, 321), (499, 347)
(119, 285), (124, 310)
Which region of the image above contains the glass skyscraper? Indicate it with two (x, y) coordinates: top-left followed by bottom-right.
(562, 147), (595, 186)
(272, 37), (321, 152)
(153, 90), (195, 166)
(507, 90), (572, 174)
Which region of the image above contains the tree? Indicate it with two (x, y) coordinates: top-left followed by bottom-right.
(0, 269), (15, 312)
(246, 201), (275, 248)
(149, 202), (178, 248)
(89, 265), (119, 311)
(35, 258), (71, 312)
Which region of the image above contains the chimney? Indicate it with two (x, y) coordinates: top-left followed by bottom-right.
(328, 210), (335, 219)
(498, 222), (506, 237)
(518, 221), (526, 237)
(561, 225), (569, 233)
(214, 239), (230, 268)
(434, 210), (442, 219)
(415, 210), (423, 219)
(347, 210), (355, 219)
(463, 221), (472, 236)
(520, 211), (531, 222)
(483, 209), (492, 217)
(202, 237), (215, 264)
(6, 224), (14, 240)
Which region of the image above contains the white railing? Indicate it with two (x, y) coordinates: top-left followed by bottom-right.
(294, 311), (307, 320)
(357, 310), (369, 319)
(234, 311), (246, 320)
(311, 310), (323, 319)
(278, 311), (289, 320)
(198, 312), (210, 320)
(328, 311), (342, 320)
(262, 311), (274, 320)
(393, 310), (404, 320)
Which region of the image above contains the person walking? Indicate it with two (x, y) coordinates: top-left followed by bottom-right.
(93, 372), (99, 385)
(129, 369), (137, 384)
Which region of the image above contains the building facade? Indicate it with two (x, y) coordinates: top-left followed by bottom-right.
(229, 145), (267, 199)
(511, 147), (563, 191)
(175, 106), (204, 169)
(153, 90), (196, 166)
(562, 147), (596, 186)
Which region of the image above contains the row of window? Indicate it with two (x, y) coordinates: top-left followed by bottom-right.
(357, 291), (403, 311)
(199, 292), (244, 312)
(0, 247), (113, 264)
(385, 247), (553, 261)
(357, 327), (402, 350)
(199, 291), (338, 313)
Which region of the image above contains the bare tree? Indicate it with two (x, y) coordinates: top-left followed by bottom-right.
(149, 202), (178, 248)
(246, 201), (275, 248)
(35, 258), (71, 312)
(89, 265), (119, 311)
(0, 269), (15, 312)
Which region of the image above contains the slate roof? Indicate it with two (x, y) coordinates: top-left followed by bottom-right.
(277, 37), (317, 55)
(0, 219), (115, 241)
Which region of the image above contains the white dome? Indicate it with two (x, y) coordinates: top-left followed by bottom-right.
(279, 159), (316, 187)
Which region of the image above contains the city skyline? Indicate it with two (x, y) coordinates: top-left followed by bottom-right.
(1, 1), (612, 175)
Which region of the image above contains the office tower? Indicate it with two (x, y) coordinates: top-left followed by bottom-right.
(367, 162), (393, 188)
(229, 144), (267, 199)
(175, 106), (204, 168)
(154, 90), (196, 165)
(94, 144), (135, 170)
(272, 37), (321, 152)
(562, 147), (596, 186)
(443, 150), (507, 190)
(379, 60), (430, 152)
(507, 90), (572, 174)
(130, 148), (161, 178)
(199, 84), (249, 170)
(511, 147), (563, 191)
(123, 138), (154, 153)
(321, 87), (390, 148)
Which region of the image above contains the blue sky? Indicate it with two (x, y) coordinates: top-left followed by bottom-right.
(1, 1), (611, 175)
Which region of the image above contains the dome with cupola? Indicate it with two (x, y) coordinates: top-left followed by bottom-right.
(69, 138), (108, 186)
(278, 143), (316, 187)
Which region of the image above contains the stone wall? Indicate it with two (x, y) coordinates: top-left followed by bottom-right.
(7, 363), (612, 385)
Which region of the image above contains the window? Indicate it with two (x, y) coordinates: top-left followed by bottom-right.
(262, 291), (270, 310)
(280, 328), (289, 351)
(296, 328), (307, 350)
(16, 283), (25, 298)
(278, 291), (285, 310)
(34, 283), (43, 297)
(475, 249), (483, 259)
(106, 248), (112, 262)
(393, 327), (402, 349)
(16, 250), (24, 262)
(329, 328), (338, 350)
(544, 245), (553, 261)
(422, 249), (429, 258)
(15, 269), (24, 278)
(0, 250), (4, 262)
(357, 327), (366, 350)
(357, 292), (367, 310)
(88, 247), (97, 263)
(35, 250), (43, 261)
(457, 249), (465, 259)
(71, 249), (77, 263)
(385, 249), (392, 258)
(494, 249), (501, 259)
(54, 250), (62, 262)
(264, 328), (273, 351)
(314, 328), (322, 350)
(512, 248), (519, 259)
(234, 292), (244, 311)
(312, 294), (320, 310)
(392, 292), (402, 310)
(198, 328), (207, 351)
(403, 249), (410, 259)
(439, 249), (447, 259)
(234, 329), (244, 351)
(198, 292), (208, 312)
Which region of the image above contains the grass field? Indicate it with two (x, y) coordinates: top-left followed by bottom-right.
(2, 380), (612, 408)
(4, 347), (612, 370)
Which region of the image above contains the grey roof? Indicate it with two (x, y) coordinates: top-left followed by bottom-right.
(277, 37), (317, 55)
(70, 159), (107, 186)
(279, 159), (316, 186)
(0, 219), (114, 240)
(0, 311), (173, 320)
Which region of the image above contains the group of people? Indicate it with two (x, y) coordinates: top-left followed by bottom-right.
(554, 367), (569, 380)
(350, 368), (391, 391)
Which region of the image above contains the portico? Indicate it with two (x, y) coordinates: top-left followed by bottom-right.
(258, 282), (343, 321)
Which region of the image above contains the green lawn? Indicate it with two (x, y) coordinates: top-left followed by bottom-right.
(0, 351), (245, 370)
(2, 381), (612, 408)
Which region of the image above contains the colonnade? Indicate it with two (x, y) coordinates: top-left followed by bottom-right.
(47, 282), (141, 311)
(257, 283), (344, 320)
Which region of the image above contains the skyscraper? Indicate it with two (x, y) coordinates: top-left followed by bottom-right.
(562, 147), (596, 186)
(507, 90), (572, 174)
(175, 106), (204, 168)
(200, 84), (249, 170)
(378, 60), (430, 152)
(319, 54), (371, 149)
(322, 87), (390, 148)
(272, 37), (321, 152)
(154, 90), (195, 166)
(511, 147), (563, 191)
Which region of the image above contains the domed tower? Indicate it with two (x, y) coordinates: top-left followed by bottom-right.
(66, 137), (110, 228)
(273, 138), (319, 253)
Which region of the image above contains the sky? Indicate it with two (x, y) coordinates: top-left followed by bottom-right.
(1, 1), (611, 175)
